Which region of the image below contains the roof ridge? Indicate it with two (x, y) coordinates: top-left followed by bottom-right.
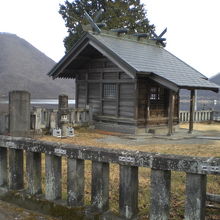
(88, 30), (161, 48)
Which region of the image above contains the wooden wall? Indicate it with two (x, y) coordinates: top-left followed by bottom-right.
(76, 57), (135, 121)
(76, 57), (179, 128)
(137, 77), (179, 126)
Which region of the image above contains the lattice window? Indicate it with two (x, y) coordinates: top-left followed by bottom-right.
(150, 87), (160, 100)
(103, 83), (116, 98)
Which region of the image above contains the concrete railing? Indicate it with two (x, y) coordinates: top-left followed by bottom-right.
(0, 135), (219, 219)
(70, 107), (92, 126)
(179, 110), (213, 123)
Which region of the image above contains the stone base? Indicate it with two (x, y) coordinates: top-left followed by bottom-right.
(95, 121), (179, 135)
(95, 122), (136, 134)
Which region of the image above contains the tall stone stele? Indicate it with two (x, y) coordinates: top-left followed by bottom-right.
(58, 94), (69, 137)
(9, 90), (30, 137)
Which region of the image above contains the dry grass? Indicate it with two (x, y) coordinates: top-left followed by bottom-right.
(37, 123), (220, 219)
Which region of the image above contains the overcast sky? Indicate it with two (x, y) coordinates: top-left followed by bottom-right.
(0, 0), (219, 78)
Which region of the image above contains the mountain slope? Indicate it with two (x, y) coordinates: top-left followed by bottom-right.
(0, 33), (74, 98)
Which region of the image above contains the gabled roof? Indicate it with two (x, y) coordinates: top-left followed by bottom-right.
(48, 31), (219, 92)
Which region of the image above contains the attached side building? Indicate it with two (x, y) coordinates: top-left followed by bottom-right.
(48, 31), (219, 134)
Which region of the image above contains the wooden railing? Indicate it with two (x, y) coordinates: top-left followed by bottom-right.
(179, 110), (213, 123)
(0, 135), (219, 219)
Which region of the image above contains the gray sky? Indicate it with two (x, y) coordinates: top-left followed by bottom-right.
(0, 0), (219, 78)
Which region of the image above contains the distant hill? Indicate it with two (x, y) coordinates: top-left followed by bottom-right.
(0, 33), (74, 98)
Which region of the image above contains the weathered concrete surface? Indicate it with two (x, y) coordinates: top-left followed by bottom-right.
(9, 90), (30, 137)
(0, 200), (58, 220)
(185, 173), (207, 220)
(150, 169), (171, 220)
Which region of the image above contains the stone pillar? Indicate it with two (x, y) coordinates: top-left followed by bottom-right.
(58, 94), (69, 136)
(8, 91), (30, 191)
(184, 173), (207, 220)
(9, 90), (30, 137)
(91, 161), (109, 212)
(150, 169), (171, 220)
(119, 165), (138, 219)
(67, 158), (84, 206)
(59, 94), (68, 110)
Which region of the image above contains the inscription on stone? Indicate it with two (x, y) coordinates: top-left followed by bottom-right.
(54, 148), (67, 155)
(119, 156), (135, 163)
(201, 165), (220, 173)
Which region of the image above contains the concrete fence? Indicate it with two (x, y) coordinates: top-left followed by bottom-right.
(0, 135), (219, 219)
(30, 107), (92, 131)
(0, 92), (92, 135)
(179, 110), (213, 123)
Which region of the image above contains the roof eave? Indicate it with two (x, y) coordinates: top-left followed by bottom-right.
(48, 32), (138, 80)
(47, 32), (89, 79)
(180, 86), (219, 93)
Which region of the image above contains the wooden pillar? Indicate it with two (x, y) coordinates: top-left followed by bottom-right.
(189, 89), (195, 133)
(45, 154), (62, 200)
(67, 158), (84, 206)
(85, 73), (89, 105)
(26, 151), (42, 195)
(75, 78), (79, 109)
(168, 90), (175, 136)
(150, 169), (171, 220)
(116, 83), (120, 117)
(100, 72), (103, 114)
(91, 161), (109, 212)
(8, 149), (24, 190)
(134, 79), (139, 122)
(184, 173), (207, 220)
(0, 147), (7, 187)
(146, 87), (151, 125)
(119, 165), (138, 219)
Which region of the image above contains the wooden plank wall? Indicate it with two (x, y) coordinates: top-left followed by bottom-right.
(137, 77), (179, 126)
(76, 58), (135, 120)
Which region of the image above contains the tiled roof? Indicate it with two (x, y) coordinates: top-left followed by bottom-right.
(48, 31), (219, 91)
(92, 33), (219, 90)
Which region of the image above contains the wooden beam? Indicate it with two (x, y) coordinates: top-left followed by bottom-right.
(167, 90), (175, 136)
(69, 67), (122, 74)
(189, 89), (195, 133)
(77, 79), (135, 84)
(149, 75), (179, 92)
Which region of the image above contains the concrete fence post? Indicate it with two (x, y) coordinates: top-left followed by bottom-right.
(184, 173), (207, 220)
(26, 151), (42, 195)
(45, 154), (62, 200)
(91, 161), (109, 212)
(67, 158), (84, 206)
(150, 169), (171, 220)
(119, 165), (138, 219)
(0, 147), (7, 186)
(8, 149), (24, 190)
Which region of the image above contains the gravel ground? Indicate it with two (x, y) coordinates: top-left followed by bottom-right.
(0, 200), (58, 220)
